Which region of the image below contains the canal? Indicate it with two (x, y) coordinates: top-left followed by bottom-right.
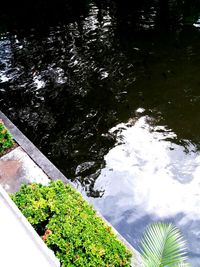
(1, 0), (200, 264)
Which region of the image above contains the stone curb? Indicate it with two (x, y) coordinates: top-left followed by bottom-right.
(0, 110), (142, 266)
(0, 111), (69, 184)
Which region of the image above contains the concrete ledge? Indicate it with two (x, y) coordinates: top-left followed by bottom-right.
(0, 111), (142, 266)
(0, 111), (69, 184)
(0, 185), (60, 267)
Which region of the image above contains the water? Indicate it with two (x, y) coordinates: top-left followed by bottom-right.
(1, 0), (200, 264)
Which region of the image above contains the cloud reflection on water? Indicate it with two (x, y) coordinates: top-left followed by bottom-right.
(91, 114), (200, 264)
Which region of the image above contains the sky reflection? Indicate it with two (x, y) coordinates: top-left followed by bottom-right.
(90, 113), (200, 264)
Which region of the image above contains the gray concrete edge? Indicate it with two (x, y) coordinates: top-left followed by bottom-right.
(0, 185), (60, 267)
(0, 111), (69, 184)
(0, 110), (142, 266)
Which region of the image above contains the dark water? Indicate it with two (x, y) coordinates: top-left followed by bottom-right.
(1, 0), (200, 264)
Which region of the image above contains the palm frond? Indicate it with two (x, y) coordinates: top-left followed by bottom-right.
(140, 222), (189, 267)
(177, 263), (191, 267)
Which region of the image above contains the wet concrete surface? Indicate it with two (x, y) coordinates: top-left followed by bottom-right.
(0, 160), (21, 191)
(0, 147), (50, 193)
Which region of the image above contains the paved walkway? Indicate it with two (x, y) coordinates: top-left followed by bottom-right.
(0, 146), (50, 193)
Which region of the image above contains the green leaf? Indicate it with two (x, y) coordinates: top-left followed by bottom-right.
(0, 122), (14, 154)
(11, 180), (132, 266)
(140, 222), (190, 267)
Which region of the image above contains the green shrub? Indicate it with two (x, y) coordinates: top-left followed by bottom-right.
(0, 122), (14, 154)
(11, 181), (132, 266)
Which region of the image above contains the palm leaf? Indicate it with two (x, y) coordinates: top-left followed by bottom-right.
(140, 222), (189, 267)
(177, 263), (190, 267)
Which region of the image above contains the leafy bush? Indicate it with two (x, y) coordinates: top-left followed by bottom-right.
(11, 181), (132, 267)
(0, 122), (14, 154)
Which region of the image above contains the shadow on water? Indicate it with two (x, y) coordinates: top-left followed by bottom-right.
(1, 0), (200, 264)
